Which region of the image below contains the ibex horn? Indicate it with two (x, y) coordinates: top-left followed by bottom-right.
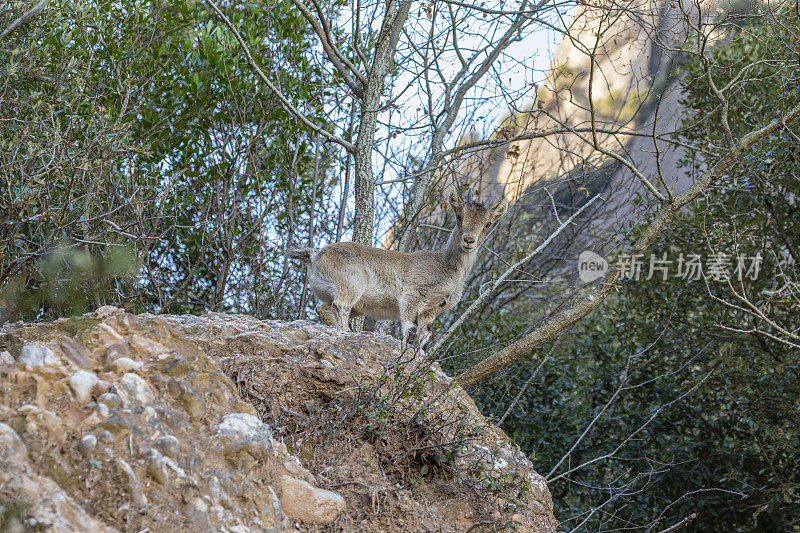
(466, 188), (473, 204)
(482, 193), (494, 207)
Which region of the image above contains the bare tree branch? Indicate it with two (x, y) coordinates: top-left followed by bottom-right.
(657, 513), (697, 533)
(287, 0), (366, 97)
(399, 0), (538, 250)
(0, 0), (49, 40)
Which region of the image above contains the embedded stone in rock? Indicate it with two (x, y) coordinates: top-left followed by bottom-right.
(60, 336), (93, 368)
(103, 343), (130, 367)
(97, 392), (123, 408)
(96, 402), (109, 418)
(14, 405), (66, 444)
(70, 370), (99, 405)
(179, 387), (205, 421)
(0, 350), (14, 365)
(211, 413), (273, 462)
(78, 434), (98, 455)
(267, 486), (284, 524)
(154, 435), (180, 459)
(143, 448), (168, 484)
(93, 322), (125, 345)
(116, 458), (147, 506)
(109, 357), (143, 373)
(250, 485), (285, 526)
(166, 378), (207, 419)
(92, 379), (111, 399)
(143, 406), (157, 423)
(118, 373), (155, 404)
(162, 455), (187, 479)
(208, 476), (221, 500)
(94, 305), (121, 318)
(279, 475), (345, 525)
(284, 455), (316, 484)
(128, 334), (169, 359)
(185, 496), (209, 525)
(0, 422), (27, 463)
(18, 344), (60, 368)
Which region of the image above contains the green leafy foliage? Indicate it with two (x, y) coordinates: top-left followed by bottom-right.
(2, 245), (138, 319)
(1, 0), (330, 322)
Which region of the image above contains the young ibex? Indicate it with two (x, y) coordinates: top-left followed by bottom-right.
(287, 188), (508, 347)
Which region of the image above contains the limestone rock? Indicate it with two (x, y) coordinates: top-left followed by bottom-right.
(59, 336), (92, 368)
(69, 370), (99, 405)
(18, 344), (60, 368)
(211, 413), (273, 462)
(118, 373), (155, 404)
(279, 475), (345, 525)
(109, 357), (143, 373)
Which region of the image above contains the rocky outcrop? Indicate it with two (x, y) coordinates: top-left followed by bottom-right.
(457, 0), (732, 219)
(492, 0), (694, 200)
(0, 422), (115, 532)
(0, 307), (556, 532)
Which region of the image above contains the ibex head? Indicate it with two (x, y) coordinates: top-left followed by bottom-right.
(449, 188), (509, 252)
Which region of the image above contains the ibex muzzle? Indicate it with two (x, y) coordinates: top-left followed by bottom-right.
(287, 187), (509, 348)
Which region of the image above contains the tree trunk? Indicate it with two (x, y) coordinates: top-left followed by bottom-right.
(351, 0), (412, 246)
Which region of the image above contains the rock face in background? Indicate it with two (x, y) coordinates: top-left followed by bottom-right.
(458, 0), (722, 220)
(409, 1), (724, 274)
(0, 307), (557, 532)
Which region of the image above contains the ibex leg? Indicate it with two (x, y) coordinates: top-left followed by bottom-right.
(399, 299), (423, 352)
(414, 312), (436, 351)
(416, 321), (433, 350)
(331, 301), (354, 331)
(315, 304), (338, 328)
(400, 321), (416, 349)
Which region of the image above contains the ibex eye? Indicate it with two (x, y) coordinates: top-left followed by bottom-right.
(485, 223), (492, 229)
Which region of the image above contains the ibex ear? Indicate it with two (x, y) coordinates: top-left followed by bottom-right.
(489, 198), (509, 221)
(449, 188), (464, 214)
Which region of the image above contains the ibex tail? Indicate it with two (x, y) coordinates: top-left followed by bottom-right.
(285, 247), (317, 264)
